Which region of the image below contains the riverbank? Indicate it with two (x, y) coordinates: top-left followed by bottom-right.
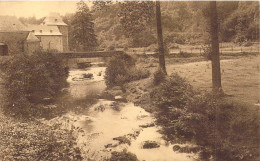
(125, 54), (260, 109)
(121, 54), (260, 160)
(0, 53), (258, 160)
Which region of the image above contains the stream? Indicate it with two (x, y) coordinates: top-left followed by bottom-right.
(44, 61), (197, 161)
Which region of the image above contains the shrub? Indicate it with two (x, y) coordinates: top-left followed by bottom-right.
(151, 73), (194, 109)
(128, 67), (150, 81)
(176, 96), (260, 161)
(152, 69), (166, 86)
(201, 44), (212, 60)
(150, 73), (260, 161)
(104, 53), (135, 88)
(104, 53), (150, 88)
(0, 51), (69, 116)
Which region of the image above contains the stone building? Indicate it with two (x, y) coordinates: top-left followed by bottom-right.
(28, 24), (63, 52)
(25, 13), (69, 52)
(0, 13), (69, 55)
(42, 13), (69, 52)
(0, 16), (40, 55)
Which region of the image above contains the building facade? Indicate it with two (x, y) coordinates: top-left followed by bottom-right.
(0, 13), (68, 55)
(28, 24), (63, 52)
(42, 13), (69, 52)
(0, 16), (40, 55)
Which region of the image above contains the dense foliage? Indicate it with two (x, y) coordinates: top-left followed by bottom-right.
(0, 51), (68, 116)
(104, 53), (150, 88)
(19, 16), (44, 25)
(151, 73), (260, 161)
(68, 1), (98, 51)
(92, 1), (259, 49)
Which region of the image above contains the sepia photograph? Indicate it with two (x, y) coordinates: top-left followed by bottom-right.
(0, 0), (259, 160)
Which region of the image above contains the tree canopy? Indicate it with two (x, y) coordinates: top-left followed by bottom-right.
(91, 1), (259, 49)
(69, 1), (98, 51)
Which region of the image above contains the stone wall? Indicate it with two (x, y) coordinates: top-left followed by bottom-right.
(37, 35), (63, 52)
(0, 32), (29, 55)
(25, 41), (40, 55)
(58, 26), (68, 52)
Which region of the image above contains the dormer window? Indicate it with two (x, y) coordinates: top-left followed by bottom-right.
(40, 30), (42, 33)
(13, 24), (15, 26)
(43, 22), (45, 25)
(50, 30), (53, 33)
(32, 30), (35, 32)
(55, 19), (58, 22)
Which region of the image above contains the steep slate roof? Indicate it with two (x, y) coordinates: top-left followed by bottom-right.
(0, 16), (29, 32)
(27, 24), (62, 36)
(42, 12), (67, 26)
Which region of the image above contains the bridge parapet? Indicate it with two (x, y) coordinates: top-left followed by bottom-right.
(55, 51), (125, 58)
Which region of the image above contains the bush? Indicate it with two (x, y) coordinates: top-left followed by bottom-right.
(150, 73), (260, 161)
(151, 73), (194, 109)
(104, 53), (135, 88)
(201, 44), (212, 60)
(0, 51), (69, 116)
(152, 69), (166, 86)
(176, 96), (260, 161)
(128, 67), (150, 81)
(104, 53), (150, 88)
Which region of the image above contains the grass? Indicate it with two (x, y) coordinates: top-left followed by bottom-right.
(124, 42), (260, 55)
(167, 55), (260, 105)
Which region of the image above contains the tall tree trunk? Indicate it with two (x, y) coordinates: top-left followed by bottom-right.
(155, 1), (167, 74)
(209, 1), (222, 93)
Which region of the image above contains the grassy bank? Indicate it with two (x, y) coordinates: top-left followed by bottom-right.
(120, 54), (260, 160)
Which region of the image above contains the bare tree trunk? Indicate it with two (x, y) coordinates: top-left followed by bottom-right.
(209, 1), (222, 93)
(155, 1), (167, 74)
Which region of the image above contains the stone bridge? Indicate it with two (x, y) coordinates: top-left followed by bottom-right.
(55, 51), (125, 59)
(54, 51), (126, 68)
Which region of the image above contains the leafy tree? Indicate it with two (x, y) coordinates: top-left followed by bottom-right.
(118, 1), (155, 38)
(19, 16), (44, 25)
(71, 1), (98, 51)
(118, 1), (166, 74)
(221, 1), (259, 43)
(0, 51), (68, 116)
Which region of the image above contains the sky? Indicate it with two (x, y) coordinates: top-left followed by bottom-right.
(0, 1), (93, 18)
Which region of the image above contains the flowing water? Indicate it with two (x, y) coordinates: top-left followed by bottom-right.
(47, 61), (197, 161)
